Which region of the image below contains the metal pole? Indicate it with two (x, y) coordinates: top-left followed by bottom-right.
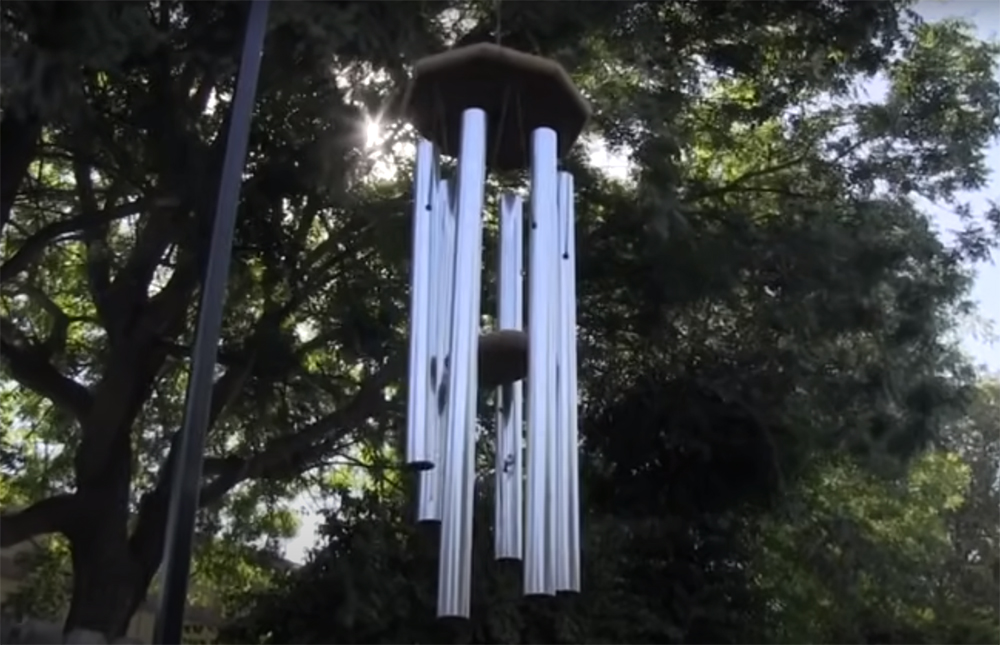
(154, 2), (269, 642)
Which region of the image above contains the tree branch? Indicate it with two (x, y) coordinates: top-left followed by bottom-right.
(73, 157), (117, 329)
(122, 343), (258, 612)
(0, 111), (42, 237)
(121, 431), (183, 626)
(1, 197), (177, 279)
(687, 155), (811, 202)
(13, 282), (72, 358)
(0, 317), (93, 420)
(207, 350), (258, 429)
(0, 494), (79, 548)
(686, 136), (869, 204)
(199, 355), (405, 506)
(140, 254), (200, 339)
(157, 340), (242, 367)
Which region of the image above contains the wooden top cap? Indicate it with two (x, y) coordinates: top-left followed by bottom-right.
(403, 44), (591, 171)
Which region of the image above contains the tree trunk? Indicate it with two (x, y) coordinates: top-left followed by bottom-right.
(62, 496), (167, 641)
(62, 423), (185, 640)
(62, 429), (153, 641)
(64, 499), (140, 639)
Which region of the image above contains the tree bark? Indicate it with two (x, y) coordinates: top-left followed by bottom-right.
(0, 495), (78, 548)
(63, 443), (178, 640)
(65, 507), (139, 638)
(0, 111), (42, 237)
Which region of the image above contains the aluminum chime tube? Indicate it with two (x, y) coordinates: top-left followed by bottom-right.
(405, 140), (437, 471)
(525, 127), (557, 596)
(558, 171), (581, 592)
(495, 192), (524, 561)
(405, 112), (580, 620)
(416, 176), (456, 523)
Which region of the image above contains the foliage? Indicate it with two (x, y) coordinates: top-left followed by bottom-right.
(1, 0), (998, 642)
(0, 530), (278, 626)
(753, 380), (999, 644)
(227, 378), (999, 644)
(1, 537), (72, 623)
(225, 489), (760, 645)
(753, 448), (995, 643)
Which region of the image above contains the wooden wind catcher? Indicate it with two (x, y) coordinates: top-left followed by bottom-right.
(402, 43), (590, 619)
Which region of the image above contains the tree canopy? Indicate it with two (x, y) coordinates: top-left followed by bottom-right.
(0, 0), (998, 642)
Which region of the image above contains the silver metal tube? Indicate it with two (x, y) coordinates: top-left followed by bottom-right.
(554, 172), (576, 591)
(459, 385), (478, 615)
(495, 192), (524, 560)
(551, 172), (572, 592)
(406, 140), (437, 469)
(437, 108), (487, 619)
(418, 178), (454, 523)
(525, 127), (558, 596)
(544, 181), (560, 596)
(559, 171), (581, 593)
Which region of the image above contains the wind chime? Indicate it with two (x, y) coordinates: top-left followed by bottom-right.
(403, 43), (589, 619)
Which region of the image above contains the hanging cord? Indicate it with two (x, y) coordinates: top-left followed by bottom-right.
(430, 0), (515, 180)
(494, 0), (502, 44)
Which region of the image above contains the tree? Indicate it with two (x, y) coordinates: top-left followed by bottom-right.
(934, 378), (1000, 642)
(1, 0), (436, 636)
(752, 442), (997, 644)
(226, 399), (999, 645)
(1, 0), (998, 640)
(226, 6), (999, 645)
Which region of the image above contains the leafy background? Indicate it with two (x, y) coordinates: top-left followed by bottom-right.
(0, 1), (997, 643)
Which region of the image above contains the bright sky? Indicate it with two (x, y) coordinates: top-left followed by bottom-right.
(917, 1), (999, 372)
(281, 0), (1000, 564)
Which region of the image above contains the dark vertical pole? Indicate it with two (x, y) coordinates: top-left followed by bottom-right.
(154, 1), (270, 643)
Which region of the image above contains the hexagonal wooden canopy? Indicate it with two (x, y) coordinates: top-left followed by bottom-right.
(403, 43), (591, 171)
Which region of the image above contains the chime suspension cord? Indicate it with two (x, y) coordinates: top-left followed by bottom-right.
(430, 0), (522, 173)
(494, 0), (503, 44)
(153, 2), (270, 643)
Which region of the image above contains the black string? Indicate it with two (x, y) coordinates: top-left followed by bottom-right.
(494, 0), (502, 44)
(491, 83), (513, 171)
